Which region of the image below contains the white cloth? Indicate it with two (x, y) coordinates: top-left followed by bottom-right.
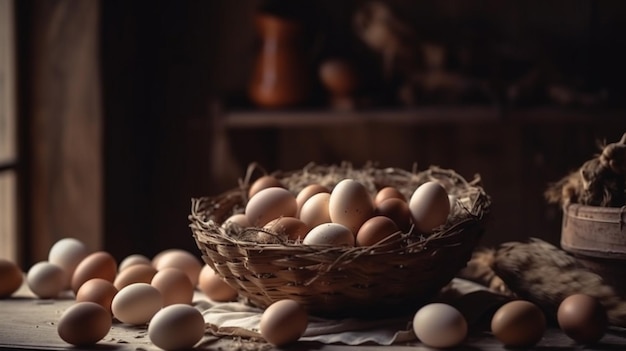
(198, 278), (494, 345)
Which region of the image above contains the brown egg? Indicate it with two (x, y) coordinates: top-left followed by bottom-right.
(262, 217), (310, 242)
(557, 294), (607, 344)
(245, 187), (298, 227)
(491, 300), (546, 348)
(151, 267), (194, 306)
(114, 264), (157, 290)
(374, 186), (406, 206)
(356, 216), (400, 247)
(118, 254), (151, 272)
(375, 197), (412, 233)
(71, 251), (117, 293)
(198, 265), (238, 302)
(296, 184), (330, 215)
(248, 175), (284, 198)
(260, 299), (308, 346)
(57, 301), (112, 346)
(75, 278), (118, 314)
(299, 192), (331, 228)
(0, 258), (23, 298)
(153, 249), (203, 287)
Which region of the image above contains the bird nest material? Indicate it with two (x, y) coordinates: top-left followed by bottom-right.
(190, 162), (491, 318)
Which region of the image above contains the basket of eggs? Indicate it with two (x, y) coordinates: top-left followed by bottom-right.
(190, 162), (491, 318)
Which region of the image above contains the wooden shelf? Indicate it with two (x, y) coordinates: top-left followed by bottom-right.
(220, 106), (625, 129)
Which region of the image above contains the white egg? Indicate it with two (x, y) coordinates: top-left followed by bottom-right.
(111, 283), (162, 325)
(409, 181), (450, 233)
(302, 223), (354, 247)
(412, 303), (467, 348)
(328, 179), (374, 234)
(299, 192), (331, 228)
(148, 304), (205, 350)
(26, 261), (65, 299)
(48, 238), (88, 289)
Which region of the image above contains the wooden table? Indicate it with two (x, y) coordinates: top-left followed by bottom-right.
(2, 281), (626, 351)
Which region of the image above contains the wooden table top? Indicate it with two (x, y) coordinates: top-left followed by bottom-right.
(2, 281), (626, 351)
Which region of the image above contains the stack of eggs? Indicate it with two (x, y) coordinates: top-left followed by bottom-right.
(223, 174), (453, 247)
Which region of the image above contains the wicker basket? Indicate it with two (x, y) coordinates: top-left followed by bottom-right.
(190, 163), (491, 318)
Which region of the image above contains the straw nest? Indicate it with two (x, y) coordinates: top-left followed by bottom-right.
(190, 162), (491, 318)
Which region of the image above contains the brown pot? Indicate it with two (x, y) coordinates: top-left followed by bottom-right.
(248, 14), (310, 109)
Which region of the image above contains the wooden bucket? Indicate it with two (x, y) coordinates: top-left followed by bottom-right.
(561, 203), (626, 296)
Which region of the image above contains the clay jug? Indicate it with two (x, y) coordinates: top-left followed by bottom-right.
(249, 14), (310, 109)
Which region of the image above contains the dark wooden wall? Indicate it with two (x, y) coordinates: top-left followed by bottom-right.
(16, 0), (626, 265)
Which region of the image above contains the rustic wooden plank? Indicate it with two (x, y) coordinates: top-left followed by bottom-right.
(0, 0), (18, 262)
(28, 0), (102, 263)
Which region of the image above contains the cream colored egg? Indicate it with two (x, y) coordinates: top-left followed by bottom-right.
(111, 283), (162, 325)
(409, 181), (450, 233)
(245, 187), (297, 227)
(302, 223), (354, 247)
(299, 192), (331, 228)
(413, 303), (467, 348)
(48, 237), (88, 289)
(26, 261), (65, 299)
(329, 179), (375, 234)
(148, 304), (205, 350)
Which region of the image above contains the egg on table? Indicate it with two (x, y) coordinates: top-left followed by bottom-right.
(0, 258), (23, 298)
(111, 282), (162, 325)
(557, 293), (608, 344)
(75, 278), (118, 314)
(57, 301), (112, 346)
(151, 267), (194, 306)
(71, 251), (117, 293)
(48, 237), (89, 290)
(148, 304), (206, 351)
(260, 299), (308, 346)
(26, 261), (65, 299)
(412, 303), (467, 348)
(491, 300), (546, 348)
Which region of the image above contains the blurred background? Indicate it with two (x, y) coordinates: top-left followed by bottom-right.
(1, 0), (626, 268)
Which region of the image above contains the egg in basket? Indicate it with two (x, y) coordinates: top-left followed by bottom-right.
(190, 162), (491, 318)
